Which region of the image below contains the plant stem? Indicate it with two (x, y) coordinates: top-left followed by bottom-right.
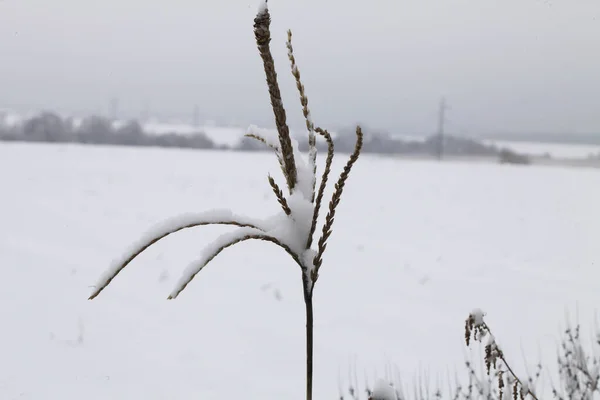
(483, 322), (540, 400)
(304, 285), (314, 400)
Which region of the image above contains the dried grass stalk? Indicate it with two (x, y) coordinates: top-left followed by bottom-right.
(168, 233), (301, 299)
(90, 5), (363, 400)
(254, 6), (297, 191)
(286, 29), (317, 200)
(465, 311), (540, 400)
(245, 133), (280, 152)
(245, 132), (285, 170)
(88, 217), (265, 300)
(312, 126), (363, 284)
(306, 127), (334, 249)
(268, 175), (291, 215)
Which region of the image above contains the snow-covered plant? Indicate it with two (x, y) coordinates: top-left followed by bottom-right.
(340, 360), (449, 400)
(339, 365), (535, 400)
(338, 342), (542, 400)
(88, 2), (363, 400)
(465, 309), (540, 400)
(370, 379), (402, 400)
(455, 356), (541, 400)
(341, 367), (472, 400)
(552, 323), (600, 400)
(340, 310), (600, 400)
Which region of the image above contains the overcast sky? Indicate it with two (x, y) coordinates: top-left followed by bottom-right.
(0, 0), (599, 135)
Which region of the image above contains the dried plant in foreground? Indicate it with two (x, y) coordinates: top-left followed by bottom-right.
(88, 2), (363, 400)
(338, 355), (539, 400)
(552, 322), (600, 400)
(337, 341), (544, 400)
(465, 309), (540, 400)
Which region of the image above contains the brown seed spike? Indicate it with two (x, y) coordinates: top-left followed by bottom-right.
(286, 29), (317, 201)
(465, 317), (472, 346)
(253, 6), (297, 192)
(485, 344), (492, 374)
(268, 175), (291, 215)
(312, 126), (363, 288)
(307, 127), (334, 249)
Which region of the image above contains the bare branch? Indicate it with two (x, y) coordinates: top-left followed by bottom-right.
(168, 230), (301, 299)
(88, 213), (266, 300)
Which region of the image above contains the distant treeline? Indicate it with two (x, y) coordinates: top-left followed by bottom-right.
(0, 111), (504, 157)
(483, 132), (600, 146)
(0, 112), (218, 150)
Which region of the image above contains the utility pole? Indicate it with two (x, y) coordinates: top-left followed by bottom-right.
(436, 97), (448, 161)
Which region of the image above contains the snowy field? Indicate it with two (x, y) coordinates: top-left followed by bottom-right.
(1, 142), (599, 399)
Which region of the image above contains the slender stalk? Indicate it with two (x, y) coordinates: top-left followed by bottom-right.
(482, 322), (540, 400)
(88, 216), (266, 300)
(304, 288), (314, 400)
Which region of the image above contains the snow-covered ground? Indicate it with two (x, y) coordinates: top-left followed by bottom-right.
(1, 142), (599, 399)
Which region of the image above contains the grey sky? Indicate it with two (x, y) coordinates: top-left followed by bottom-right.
(1, 0), (599, 135)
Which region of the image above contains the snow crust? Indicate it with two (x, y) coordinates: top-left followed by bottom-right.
(302, 248), (317, 278)
(290, 137), (314, 201)
(257, 0), (268, 14)
(471, 308), (485, 326)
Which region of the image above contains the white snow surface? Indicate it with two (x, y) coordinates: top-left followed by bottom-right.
(269, 191), (313, 255)
(290, 137), (315, 201)
(1, 142), (600, 399)
(471, 308), (485, 326)
(257, 0), (268, 14)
